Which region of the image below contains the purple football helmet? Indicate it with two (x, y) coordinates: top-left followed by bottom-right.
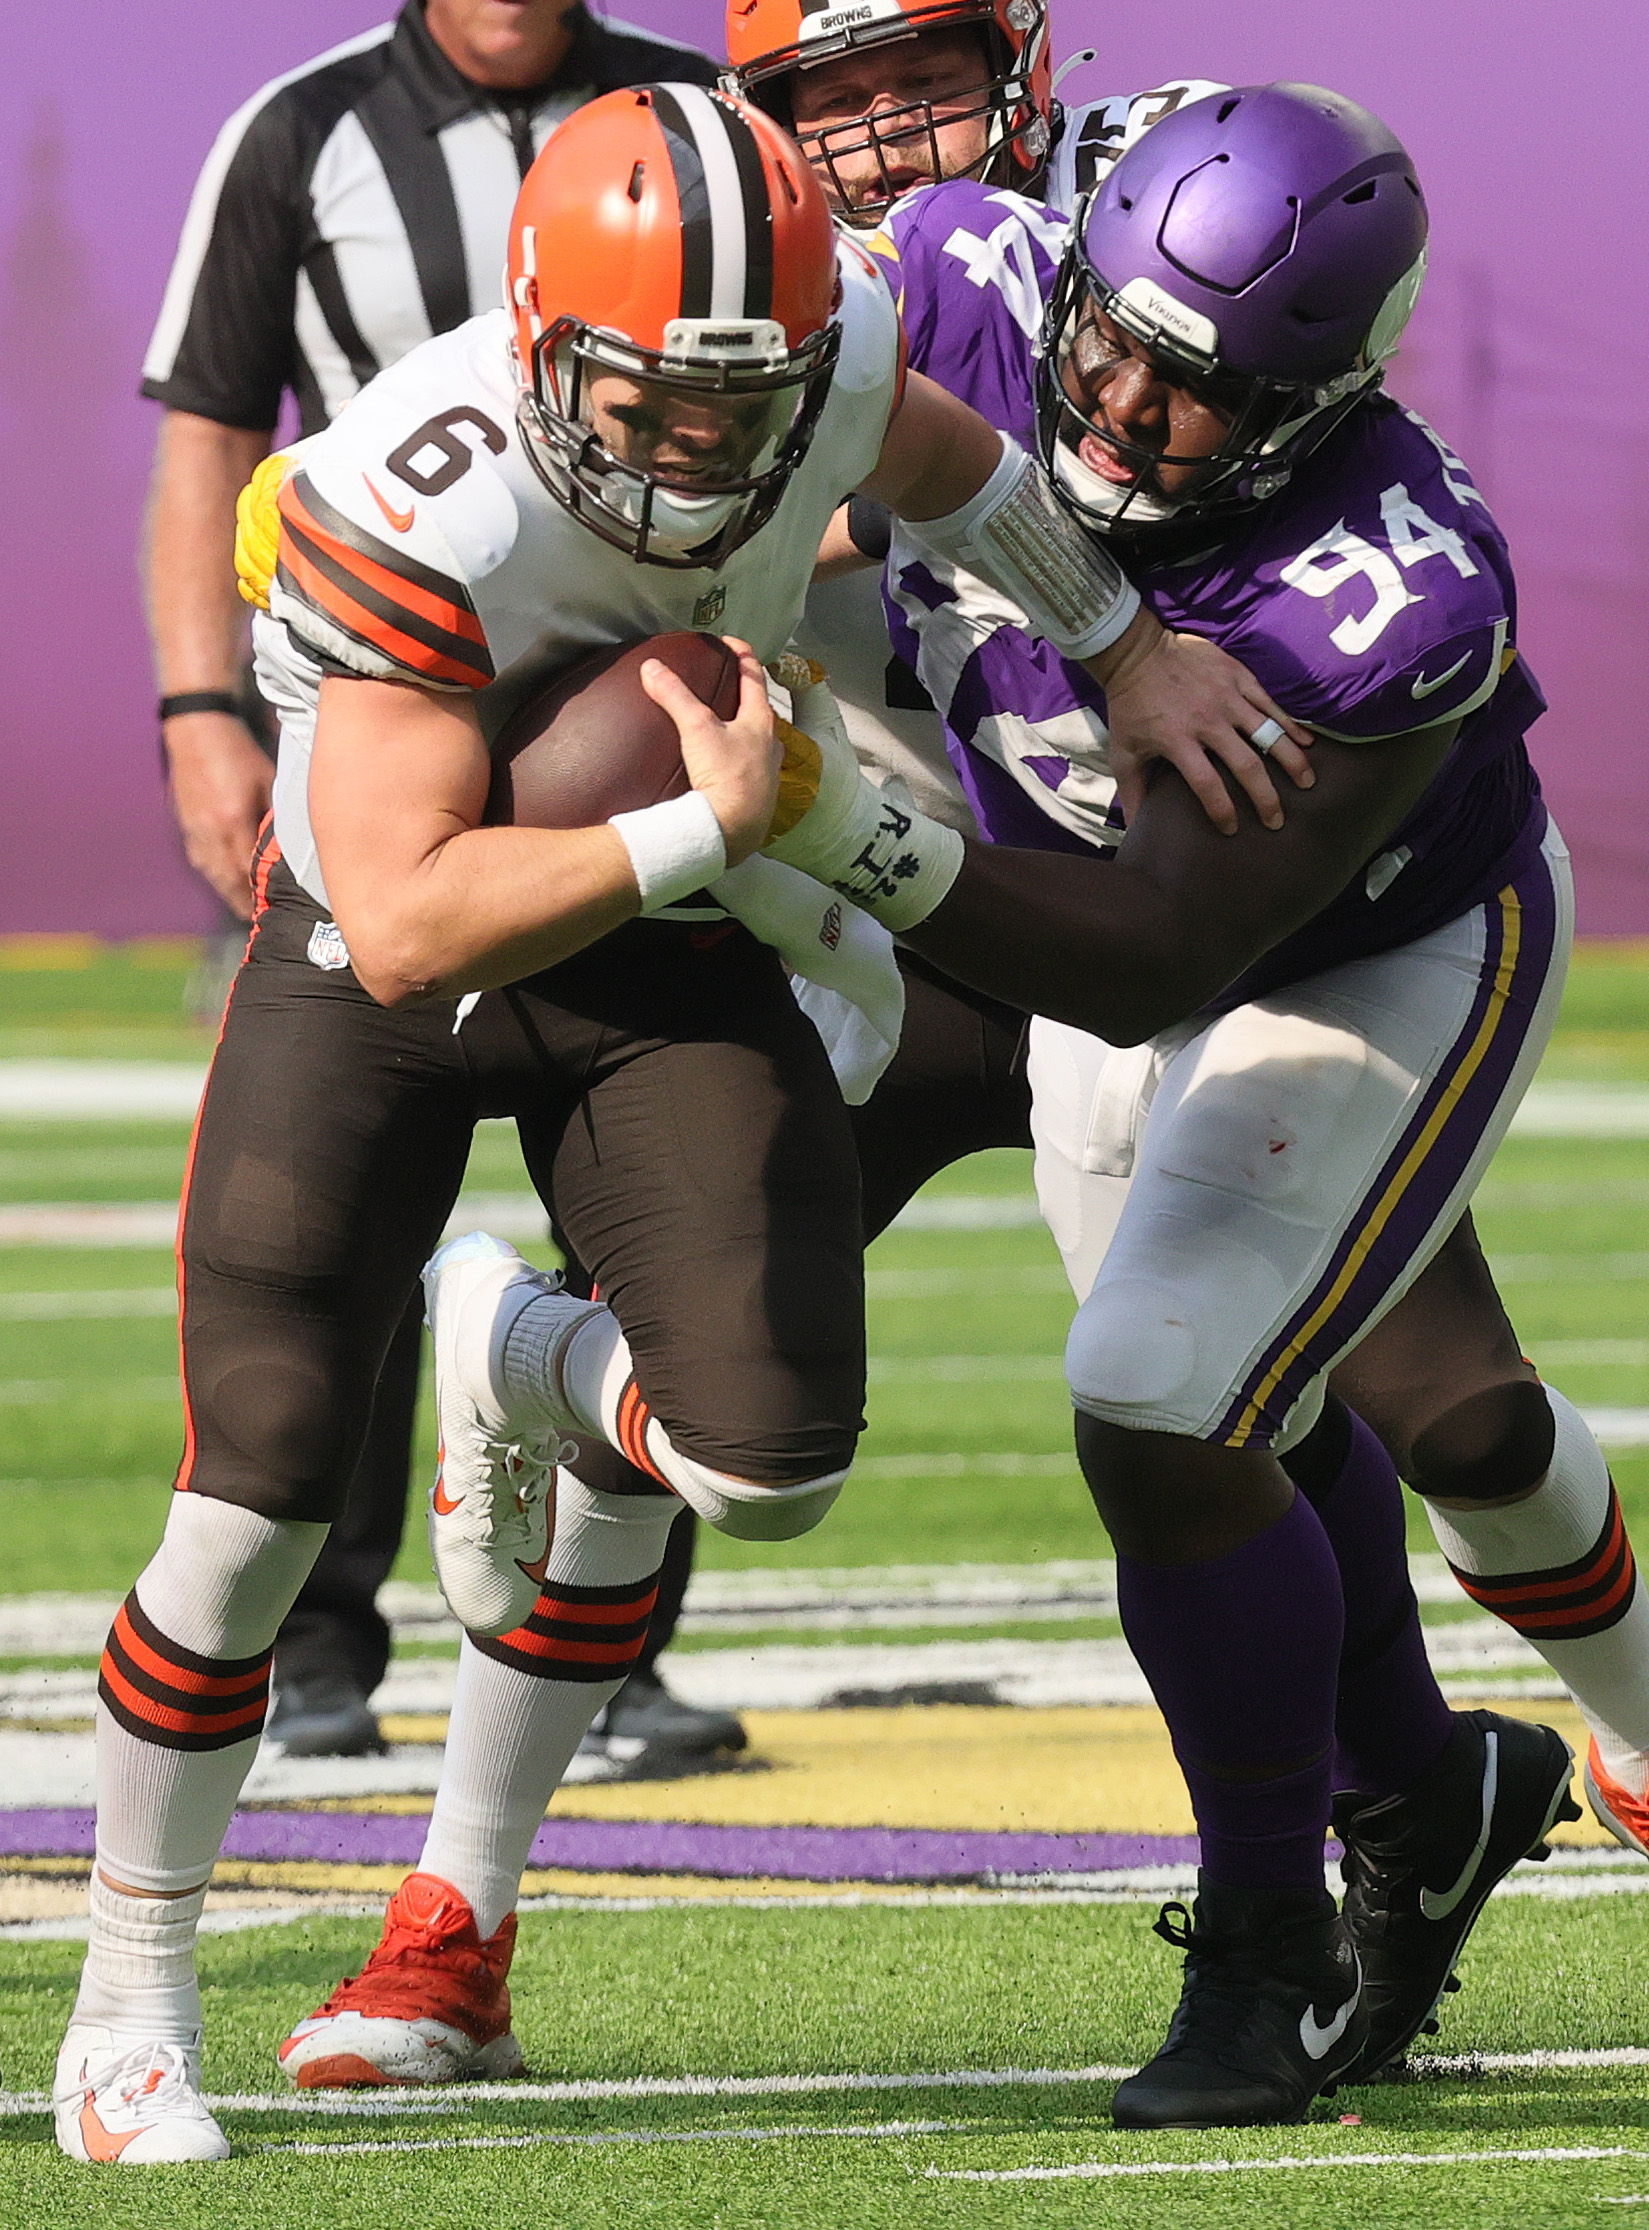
(1036, 82), (1428, 549)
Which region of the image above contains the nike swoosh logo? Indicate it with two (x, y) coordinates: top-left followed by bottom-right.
(1411, 650), (1472, 700)
(1299, 1979), (1360, 2062)
(515, 1487), (556, 1586)
(80, 2091), (140, 2160)
(363, 475), (415, 533)
(432, 1478), (462, 1517)
(1420, 1729), (1499, 1920)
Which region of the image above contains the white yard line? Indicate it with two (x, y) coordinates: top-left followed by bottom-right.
(1510, 1084), (1649, 1136)
(236, 2065), (1135, 2111)
(930, 2143), (1649, 2183)
(0, 1288), (177, 1318)
(6, 2045), (1649, 2122)
(267, 2117), (957, 2159)
(7, 1851), (1640, 1946)
(1495, 1257), (1649, 1284)
(0, 1063), (207, 1119)
(5, 1068), (1644, 1131)
(0, 1555), (1585, 1710)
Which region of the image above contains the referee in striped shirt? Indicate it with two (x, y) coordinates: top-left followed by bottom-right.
(141, 0), (740, 1767)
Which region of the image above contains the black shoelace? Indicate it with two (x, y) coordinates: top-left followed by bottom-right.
(1150, 1902), (1277, 2059)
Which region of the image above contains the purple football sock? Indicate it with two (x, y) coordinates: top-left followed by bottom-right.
(1117, 1494), (1343, 1891)
(1286, 1401), (1454, 1800)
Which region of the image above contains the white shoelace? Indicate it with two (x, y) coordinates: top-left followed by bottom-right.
(91, 2039), (206, 2122)
(468, 1434), (578, 1547)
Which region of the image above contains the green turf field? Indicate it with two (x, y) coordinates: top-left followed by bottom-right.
(1, 941), (1647, 2223)
(1, 941), (1647, 1587)
(3, 1898), (1649, 2226)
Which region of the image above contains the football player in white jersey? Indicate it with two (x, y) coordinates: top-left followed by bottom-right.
(54, 82), (1307, 2161)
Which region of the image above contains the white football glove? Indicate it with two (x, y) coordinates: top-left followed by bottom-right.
(762, 659), (964, 933)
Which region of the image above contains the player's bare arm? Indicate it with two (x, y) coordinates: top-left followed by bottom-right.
(145, 411), (275, 916)
(308, 644), (781, 1006)
(863, 370), (1313, 832)
(903, 714), (1460, 1044)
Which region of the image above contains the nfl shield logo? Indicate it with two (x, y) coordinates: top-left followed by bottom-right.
(306, 921), (351, 972)
(692, 585), (727, 629)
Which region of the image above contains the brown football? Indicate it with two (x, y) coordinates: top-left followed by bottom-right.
(485, 632), (741, 830)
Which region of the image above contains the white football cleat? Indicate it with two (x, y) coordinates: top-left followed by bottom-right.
(424, 1231), (593, 1635)
(54, 2025), (229, 2164)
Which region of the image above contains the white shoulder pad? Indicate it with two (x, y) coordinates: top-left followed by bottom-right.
(831, 234), (903, 399)
(302, 400), (519, 592)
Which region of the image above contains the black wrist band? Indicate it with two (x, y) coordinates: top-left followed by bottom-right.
(159, 690), (241, 722)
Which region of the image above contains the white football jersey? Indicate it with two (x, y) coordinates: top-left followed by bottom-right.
(799, 80), (1227, 824)
(257, 239), (900, 906)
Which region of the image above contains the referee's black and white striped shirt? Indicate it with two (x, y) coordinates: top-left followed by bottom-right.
(142, 3), (719, 436)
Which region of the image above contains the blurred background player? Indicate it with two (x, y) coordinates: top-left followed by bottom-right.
(139, 0), (743, 1768)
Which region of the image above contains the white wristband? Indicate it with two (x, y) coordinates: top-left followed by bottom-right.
(907, 436), (1142, 660)
(610, 791), (727, 914)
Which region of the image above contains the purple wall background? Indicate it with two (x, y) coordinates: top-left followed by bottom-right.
(2, 1), (1646, 934)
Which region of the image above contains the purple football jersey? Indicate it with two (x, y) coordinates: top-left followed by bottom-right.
(872, 181), (1548, 1005)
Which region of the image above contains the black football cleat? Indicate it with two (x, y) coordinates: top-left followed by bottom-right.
(570, 1666), (748, 1780)
(1112, 1877), (1366, 2129)
(266, 1673), (387, 1758)
(1334, 1709), (1578, 2082)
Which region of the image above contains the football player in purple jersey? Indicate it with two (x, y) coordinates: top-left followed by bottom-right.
(762, 83), (1649, 2123)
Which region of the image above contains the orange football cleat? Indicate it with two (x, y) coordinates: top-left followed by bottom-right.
(1584, 1737), (1649, 1858)
(278, 1873), (525, 2088)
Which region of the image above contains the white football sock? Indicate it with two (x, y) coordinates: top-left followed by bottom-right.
(417, 1474), (677, 1937)
(1425, 1385), (1649, 1796)
(93, 1493), (326, 1899)
(503, 1300), (845, 1537)
(72, 1877), (210, 2043)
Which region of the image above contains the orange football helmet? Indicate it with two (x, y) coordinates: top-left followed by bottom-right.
(724, 0), (1052, 224)
(507, 84), (842, 568)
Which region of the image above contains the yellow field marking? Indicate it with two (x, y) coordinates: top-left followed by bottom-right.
(325, 1699), (1613, 1842)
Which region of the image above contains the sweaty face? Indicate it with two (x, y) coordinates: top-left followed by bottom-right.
(1060, 302), (1241, 499)
(788, 26), (997, 218)
(582, 373), (794, 487)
